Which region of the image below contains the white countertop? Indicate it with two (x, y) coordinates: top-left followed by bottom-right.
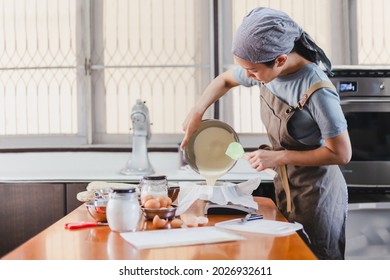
(0, 152), (273, 183)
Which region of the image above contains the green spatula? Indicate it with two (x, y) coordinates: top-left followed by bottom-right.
(225, 142), (246, 160)
(225, 142), (278, 178)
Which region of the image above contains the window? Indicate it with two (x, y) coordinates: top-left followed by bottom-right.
(1, 0), (389, 148)
(91, 0), (211, 145)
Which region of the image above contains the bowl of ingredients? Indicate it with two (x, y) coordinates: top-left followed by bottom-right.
(85, 202), (107, 222)
(142, 205), (177, 220)
(141, 194), (177, 220)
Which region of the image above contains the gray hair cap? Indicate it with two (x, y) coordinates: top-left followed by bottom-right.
(232, 7), (333, 76)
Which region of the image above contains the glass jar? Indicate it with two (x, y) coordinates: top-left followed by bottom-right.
(106, 187), (140, 232)
(140, 175), (168, 201)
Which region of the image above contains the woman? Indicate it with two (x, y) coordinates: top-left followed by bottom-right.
(180, 7), (352, 260)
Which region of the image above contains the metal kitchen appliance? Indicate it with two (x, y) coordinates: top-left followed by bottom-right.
(121, 99), (154, 175)
(329, 66), (390, 260)
(204, 201), (257, 215)
(329, 67), (390, 188)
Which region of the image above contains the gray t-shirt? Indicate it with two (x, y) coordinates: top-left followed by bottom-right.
(232, 63), (347, 146)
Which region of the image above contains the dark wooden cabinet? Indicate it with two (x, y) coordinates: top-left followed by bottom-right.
(0, 183), (65, 257)
(65, 183), (89, 214)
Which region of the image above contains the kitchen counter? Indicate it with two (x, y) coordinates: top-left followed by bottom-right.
(0, 152), (273, 183)
(1, 197), (316, 260)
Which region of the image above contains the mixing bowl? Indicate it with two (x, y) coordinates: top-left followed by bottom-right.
(184, 119), (239, 174)
(85, 202), (107, 222)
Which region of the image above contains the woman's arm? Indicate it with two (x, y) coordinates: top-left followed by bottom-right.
(180, 69), (240, 149)
(247, 130), (352, 170)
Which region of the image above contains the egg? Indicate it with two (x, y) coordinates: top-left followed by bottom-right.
(180, 215), (208, 227)
(144, 198), (161, 209)
(156, 195), (169, 208)
(183, 214), (198, 227)
(170, 218), (184, 228)
(197, 216), (209, 226)
(141, 194), (154, 206)
(152, 215), (168, 229)
(166, 197), (172, 206)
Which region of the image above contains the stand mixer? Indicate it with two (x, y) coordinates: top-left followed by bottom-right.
(121, 99), (154, 175)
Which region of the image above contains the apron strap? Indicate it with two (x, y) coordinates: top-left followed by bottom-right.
(279, 164), (292, 213)
(286, 81), (336, 113)
(281, 81), (335, 212)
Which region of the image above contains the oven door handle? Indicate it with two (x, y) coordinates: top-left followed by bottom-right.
(340, 98), (390, 104)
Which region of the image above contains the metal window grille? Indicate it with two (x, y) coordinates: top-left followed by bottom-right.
(0, 0), (389, 146)
(0, 0), (78, 136)
(357, 0), (390, 64)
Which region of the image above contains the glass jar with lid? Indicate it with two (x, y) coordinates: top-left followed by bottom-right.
(140, 175), (168, 201)
(106, 187), (140, 232)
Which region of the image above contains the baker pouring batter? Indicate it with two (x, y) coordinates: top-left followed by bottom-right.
(180, 7), (352, 260)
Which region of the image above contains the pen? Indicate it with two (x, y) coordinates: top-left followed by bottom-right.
(246, 214), (263, 221)
(240, 214), (263, 223)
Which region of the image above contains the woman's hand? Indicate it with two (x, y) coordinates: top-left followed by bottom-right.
(245, 130), (352, 171)
(246, 149), (282, 171)
(180, 110), (203, 150)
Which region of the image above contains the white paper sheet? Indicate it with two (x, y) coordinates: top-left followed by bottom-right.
(120, 226), (244, 249)
(176, 177), (261, 215)
(215, 219), (303, 236)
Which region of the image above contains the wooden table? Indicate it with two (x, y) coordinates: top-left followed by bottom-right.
(1, 197), (316, 260)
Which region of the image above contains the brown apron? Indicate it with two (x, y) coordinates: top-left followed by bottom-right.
(260, 81), (348, 260)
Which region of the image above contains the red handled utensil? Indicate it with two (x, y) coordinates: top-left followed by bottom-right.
(65, 222), (108, 229)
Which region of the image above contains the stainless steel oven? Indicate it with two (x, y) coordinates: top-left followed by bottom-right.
(329, 67), (390, 188)
(330, 67), (390, 260)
